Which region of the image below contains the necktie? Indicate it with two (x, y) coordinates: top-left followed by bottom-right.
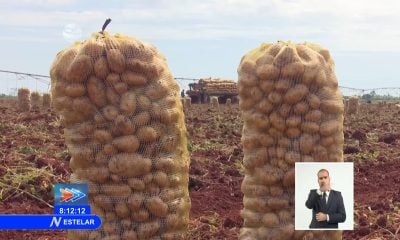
(323, 192), (327, 208)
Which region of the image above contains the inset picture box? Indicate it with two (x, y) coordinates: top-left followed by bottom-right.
(295, 162), (354, 230)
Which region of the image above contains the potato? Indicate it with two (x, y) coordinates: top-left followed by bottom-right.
(262, 213), (279, 227)
(65, 83), (86, 97)
(114, 115), (135, 135)
(102, 105), (119, 121)
(267, 91), (282, 105)
(146, 196), (168, 217)
(320, 120), (339, 136)
(120, 91), (137, 114)
(101, 184), (132, 197)
(122, 231), (138, 240)
(122, 71), (148, 86)
(137, 221), (160, 239)
(93, 56), (110, 80)
(153, 171), (169, 188)
(132, 111), (151, 126)
(87, 76), (107, 107)
(283, 84), (308, 104)
(240, 73), (258, 87)
(132, 209), (150, 222)
(127, 178), (145, 191)
(67, 54), (92, 82)
(112, 135), (139, 153)
(106, 87), (120, 106)
(94, 130), (113, 143)
(136, 126), (159, 142)
(108, 153), (152, 177)
(115, 202), (130, 218)
(269, 112), (285, 131)
(293, 101), (309, 115)
(106, 49), (126, 73)
(256, 64), (279, 81)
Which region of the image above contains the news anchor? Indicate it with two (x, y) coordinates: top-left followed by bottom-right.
(305, 169), (346, 229)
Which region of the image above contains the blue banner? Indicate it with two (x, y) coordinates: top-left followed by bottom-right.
(0, 215), (101, 230)
(53, 183), (88, 205)
(54, 205), (91, 215)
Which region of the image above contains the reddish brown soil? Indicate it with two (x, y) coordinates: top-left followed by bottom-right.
(1, 99), (400, 239)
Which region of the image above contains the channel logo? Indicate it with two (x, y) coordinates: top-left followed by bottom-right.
(53, 183), (88, 205)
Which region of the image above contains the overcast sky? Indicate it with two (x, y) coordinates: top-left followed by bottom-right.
(0, 0), (399, 95)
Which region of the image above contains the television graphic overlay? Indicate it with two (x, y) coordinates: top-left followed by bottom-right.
(0, 183), (101, 230)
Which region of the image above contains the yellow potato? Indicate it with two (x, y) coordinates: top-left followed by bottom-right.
(106, 87), (120, 106)
(239, 98), (256, 111)
(136, 95), (152, 110)
(258, 134), (274, 147)
(299, 134), (314, 154)
(307, 93), (321, 109)
(114, 115), (135, 135)
(120, 91), (137, 114)
(314, 69), (328, 87)
(283, 84), (308, 104)
(103, 143), (118, 155)
(106, 49), (126, 73)
(293, 101), (309, 115)
(112, 135), (140, 153)
(286, 128), (301, 138)
(283, 168), (295, 187)
(108, 153), (152, 177)
(132, 209), (149, 222)
(122, 231), (138, 240)
(94, 130), (113, 143)
(115, 202), (130, 218)
(127, 178), (145, 191)
(132, 111), (151, 126)
(101, 184), (132, 197)
(269, 112), (285, 131)
(126, 58), (159, 79)
(153, 171), (169, 188)
(93, 194), (113, 209)
(241, 209), (262, 227)
(105, 73), (120, 86)
(145, 80), (169, 100)
(67, 54), (93, 82)
(99, 105), (119, 121)
(54, 47), (78, 79)
(93, 56), (110, 80)
(285, 151), (300, 165)
(87, 76), (107, 107)
(321, 100), (344, 113)
(165, 214), (181, 230)
(243, 197), (270, 212)
(127, 193), (145, 211)
(278, 103), (291, 118)
(81, 38), (105, 58)
(103, 222), (118, 235)
(259, 80), (274, 94)
(256, 64), (279, 81)
(240, 60), (256, 74)
(254, 166), (280, 186)
(304, 110), (322, 122)
(320, 120), (339, 136)
(78, 167), (109, 183)
(301, 122), (319, 134)
(267, 91), (282, 105)
(136, 126), (159, 142)
(312, 145), (328, 161)
(137, 221), (161, 239)
(267, 197), (289, 210)
(65, 83), (86, 98)
(146, 196), (168, 217)
(154, 157), (178, 172)
(262, 213), (279, 228)
(121, 71), (148, 86)
(269, 186), (284, 197)
(274, 79), (291, 93)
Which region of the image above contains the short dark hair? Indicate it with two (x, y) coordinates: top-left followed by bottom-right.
(317, 169), (329, 177)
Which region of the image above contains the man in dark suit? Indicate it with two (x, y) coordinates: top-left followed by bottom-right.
(305, 169), (346, 229)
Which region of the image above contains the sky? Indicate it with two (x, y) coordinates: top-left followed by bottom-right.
(0, 0), (400, 95)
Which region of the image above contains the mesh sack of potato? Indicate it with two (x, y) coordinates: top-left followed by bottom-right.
(210, 96), (219, 108)
(226, 98), (232, 106)
(347, 96), (358, 115)
(238, 41), (344, 240)
(50, 25), (190, 240)
(30, 91), (41, 109)
(184, 97), (191, 109)
(17, 88), (30, 112)
(42, 93), (51, 108)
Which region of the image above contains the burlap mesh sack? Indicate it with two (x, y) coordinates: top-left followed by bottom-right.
(238, 41), (344, 240)
(17, 88), (30, 112)
(347, 96), (358, 115)
(50, 30), (190, 240)
(30, 91), (41, 109)
(42, 93), (51, 109)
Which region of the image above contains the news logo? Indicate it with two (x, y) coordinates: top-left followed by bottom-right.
(53, 183), (88, 205)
